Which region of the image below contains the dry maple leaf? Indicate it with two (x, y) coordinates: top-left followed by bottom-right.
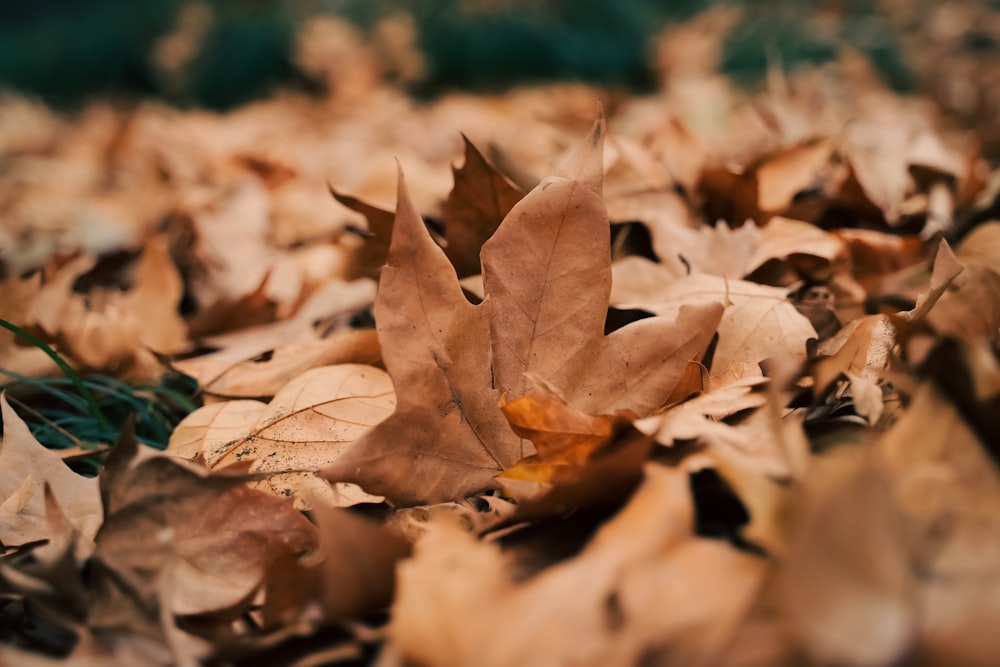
(324, 113), (722, 506)
(481, 114), (723, 415)
(323, 168), (518, 506)
(333, 134), (521, 281)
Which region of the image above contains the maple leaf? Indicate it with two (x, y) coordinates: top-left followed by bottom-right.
(333, 134), (521, 280)
(323, 113), (722, 506)
(323, 168), (518, 506)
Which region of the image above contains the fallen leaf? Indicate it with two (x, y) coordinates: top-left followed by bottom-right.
(311, 504), (411, 623)
(482, 113), (723, 414)
(171, 278), (377, 398)
(331, 186), (396, 281)
(496, 379), (653, 518)
(116, 236), (188, 354)
(440, 135), (524, 277)
(325, 115), (721, 505)
(0, 395), (102, 548)
(611, 265), (816, 373)
(95, 429), (317, 621)
(323, 168), (521, 506)
(927, 222), (1000, 340)
(168, 364), (395, 508)
(776, 449), (916, 667)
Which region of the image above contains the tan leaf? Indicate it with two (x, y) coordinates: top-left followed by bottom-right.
(746, 216), (847, 281)
(0, 395), (102, 547)
(777, 449), (916, 667)
(331, 186), (396, 281)
(168, 364), (395, 508)
(927, 223), (1000, 340)
(323, 168), (521, 506)
(311, 504), (411, 623)
(611, 266), (816, 373)
(117, 236), (188, 354)
(171, 278), (377, 398)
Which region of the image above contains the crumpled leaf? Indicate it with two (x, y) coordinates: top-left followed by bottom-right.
(95, 428), (317, 621)
(496, 379), (653, 519)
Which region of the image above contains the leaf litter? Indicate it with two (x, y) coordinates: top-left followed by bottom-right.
(2, 15), (1000, 666)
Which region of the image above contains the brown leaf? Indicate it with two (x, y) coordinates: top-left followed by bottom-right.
(482, 113), (723, 415)
(776, 449), (916, 667)
(323, 168), (521, 506)
(0, 395), (102, 548)
(877, 379), (1000, 665)
(0, 273), (54, 380)
(813, 314), (895, 394)
(496, 380), (652, 518)
(388, 463), (766, 667)
(441, 135), (524, 278)
(171, 278), (377, 398)
(94, 431), (316, 621)
(117, 236), (188, 354)
(325, 115), (720, 506)
(311, 504), (411, 623)
(927, 222), (1000, 340)
(330, 186), (396, 281)
(699, 138), (835, 226)
(746, 216), (848, 282)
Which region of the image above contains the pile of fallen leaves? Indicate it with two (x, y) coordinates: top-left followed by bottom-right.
(3, 22), (1000, 666)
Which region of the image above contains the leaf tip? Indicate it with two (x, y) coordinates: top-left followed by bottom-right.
(593, 100), (606, 147)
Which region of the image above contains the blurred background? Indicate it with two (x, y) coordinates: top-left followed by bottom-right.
(0, 1), (984, 103)
(3, 0), (998, 150)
